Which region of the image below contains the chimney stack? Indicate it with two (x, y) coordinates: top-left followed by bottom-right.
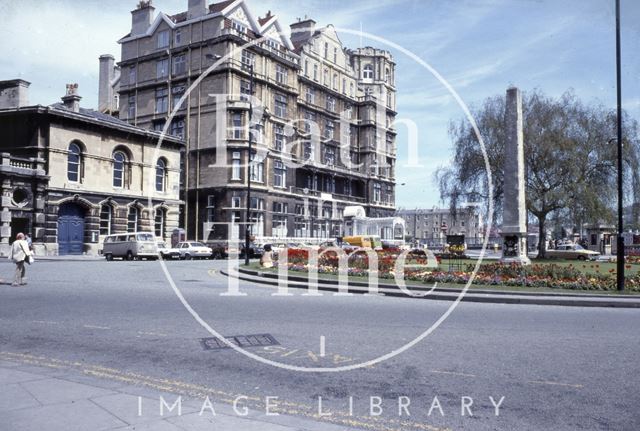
(131, 1), (155, 36)
(98, 54), (115, 113)
(0, 79), (30, 109)
(290, 18), (316, 43)
(187, 0), (207, 20)
(62, 84), (82, 113)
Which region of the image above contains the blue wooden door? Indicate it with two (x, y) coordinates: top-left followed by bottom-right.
(58, 204), (85, 255)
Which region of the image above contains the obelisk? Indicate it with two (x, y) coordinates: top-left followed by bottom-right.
(500, 87), (531, 265)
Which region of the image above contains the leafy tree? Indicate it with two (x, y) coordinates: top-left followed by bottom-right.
(436, 89), (639, 258)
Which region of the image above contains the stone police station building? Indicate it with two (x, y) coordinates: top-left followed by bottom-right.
(0, 80), (182, 256)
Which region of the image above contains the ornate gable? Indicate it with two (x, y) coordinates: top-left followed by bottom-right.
(222, 1), (261, 33)
(260, 18), (294, 50)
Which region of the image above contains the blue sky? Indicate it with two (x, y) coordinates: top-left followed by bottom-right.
(1, 0), (638, 209)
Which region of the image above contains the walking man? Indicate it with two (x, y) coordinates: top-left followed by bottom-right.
(9, 233), (32, 286)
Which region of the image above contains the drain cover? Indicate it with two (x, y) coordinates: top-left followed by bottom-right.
(200, 333), (279, 351)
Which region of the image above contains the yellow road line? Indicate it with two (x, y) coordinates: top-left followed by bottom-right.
(137, 331), (168, 337)
(83, 324), (111, 330)
(31, 320), (60, 325)
(527, 380), (583, 389)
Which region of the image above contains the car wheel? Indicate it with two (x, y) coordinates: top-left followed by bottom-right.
(213, 251), (221, 260)
(105, 253), (113, 261)
(577, 255), (587, 261)
(185, 254), (192, 260)
(126, 251), (134, 261)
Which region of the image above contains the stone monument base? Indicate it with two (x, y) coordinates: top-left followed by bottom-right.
(500, 234), (531, 265)
(500, 255), (531, 265)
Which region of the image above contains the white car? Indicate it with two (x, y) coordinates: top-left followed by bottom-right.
(157, 241), (180, 259)
(177, 241), (213, 260)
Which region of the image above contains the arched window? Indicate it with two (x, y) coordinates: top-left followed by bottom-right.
(155, 158), (167, 192)
(99, 204), (112, 235)
(127, 206), (139, 232)
(154, 208), (166, 238)
(67, 142), (82, 182)
(363, 64), (374, 80)
(113, 150), (127, 188)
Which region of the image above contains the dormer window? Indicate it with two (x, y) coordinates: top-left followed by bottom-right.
(232, 21), (246, 34)
(363, 64), (374, 80)
(267, 39), (280, 50)
(157, 30), (169, 49)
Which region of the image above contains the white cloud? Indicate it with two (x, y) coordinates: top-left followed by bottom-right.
(1, 2), (125, 72)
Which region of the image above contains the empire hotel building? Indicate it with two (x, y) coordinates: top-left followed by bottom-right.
(106, 0), (398, 242)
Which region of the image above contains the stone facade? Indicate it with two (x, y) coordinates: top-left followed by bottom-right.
(0, 80), (182, 256)
(396, 207), (483, 246)
(110, 0), (397, 242)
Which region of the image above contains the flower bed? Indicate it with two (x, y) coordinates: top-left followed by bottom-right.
(625, 250), (640, 265)
(277, 248), (640, 292)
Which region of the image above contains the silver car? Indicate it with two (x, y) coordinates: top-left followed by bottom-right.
(177, 241), (213, 260)
(157, 241), (180, 259)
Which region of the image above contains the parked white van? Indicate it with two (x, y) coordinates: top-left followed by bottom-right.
(102, 232), (158, 261)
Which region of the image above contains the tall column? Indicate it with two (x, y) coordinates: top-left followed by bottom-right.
(501, 87), (531, 265)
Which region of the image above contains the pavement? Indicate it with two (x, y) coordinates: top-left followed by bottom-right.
(0, 355), (358, 431)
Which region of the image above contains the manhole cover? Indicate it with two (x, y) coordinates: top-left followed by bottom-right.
(200, 334), (279, 351)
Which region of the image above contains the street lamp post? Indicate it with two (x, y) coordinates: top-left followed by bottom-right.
(615, 0), (624, 290)
(245, 63), (254, 266)
(413, 208), (418, 246)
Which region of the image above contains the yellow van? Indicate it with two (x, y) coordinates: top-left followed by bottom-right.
(343, 236), (373, 249)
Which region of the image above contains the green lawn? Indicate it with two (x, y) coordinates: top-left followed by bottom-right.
(243, 262), (640, 296)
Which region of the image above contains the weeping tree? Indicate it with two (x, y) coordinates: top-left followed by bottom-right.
(436, 89), (639, 258)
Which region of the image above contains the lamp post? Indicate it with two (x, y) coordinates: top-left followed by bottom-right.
(615, 0), (624, 290)
(245, 63), (255, 266)
(202, 53), (222, 242)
